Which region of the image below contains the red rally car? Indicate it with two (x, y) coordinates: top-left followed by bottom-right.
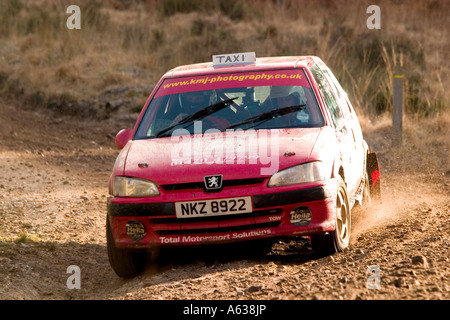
(107, 52), (381, 277)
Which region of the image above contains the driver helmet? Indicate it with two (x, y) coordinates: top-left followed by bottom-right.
(180, 90), (217, 111)
(270, 86), (300, 107)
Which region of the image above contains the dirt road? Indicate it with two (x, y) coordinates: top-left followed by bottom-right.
(0, 101), (448, 300)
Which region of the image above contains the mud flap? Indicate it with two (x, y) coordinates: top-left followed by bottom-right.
(367, 152), (381, 201)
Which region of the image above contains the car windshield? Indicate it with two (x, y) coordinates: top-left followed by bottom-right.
(135, 69), (324, 139)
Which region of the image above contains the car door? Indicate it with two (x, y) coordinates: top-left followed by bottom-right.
(319, 64), (366, 194)
(311, 64), (361, 197)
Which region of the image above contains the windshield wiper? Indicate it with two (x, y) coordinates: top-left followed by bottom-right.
(154, 97), (237, 138)
(226, 104), (306, 130)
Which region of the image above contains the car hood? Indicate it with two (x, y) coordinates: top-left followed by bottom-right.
(120, 127), (334, 185)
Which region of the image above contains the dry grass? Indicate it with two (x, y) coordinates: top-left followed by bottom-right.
(0, 0), (448, 118)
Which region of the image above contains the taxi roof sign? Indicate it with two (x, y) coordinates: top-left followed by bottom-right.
(212, 52), (255, 67)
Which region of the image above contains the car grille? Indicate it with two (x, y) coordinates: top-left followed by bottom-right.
(161, 178), (265, 191)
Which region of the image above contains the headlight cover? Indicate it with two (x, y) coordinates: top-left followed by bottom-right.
(112, 176), (160, 197)
(268, 162), (325, 187)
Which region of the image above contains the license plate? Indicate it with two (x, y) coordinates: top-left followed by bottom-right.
(175, 196), (252, 218)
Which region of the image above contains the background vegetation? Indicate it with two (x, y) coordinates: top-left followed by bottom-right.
(0, 0), (448, 119)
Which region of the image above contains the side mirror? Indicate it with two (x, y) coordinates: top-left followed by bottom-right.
(115, 129), (132, 149)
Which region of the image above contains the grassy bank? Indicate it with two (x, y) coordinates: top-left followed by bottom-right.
(0, 0), (448, 119)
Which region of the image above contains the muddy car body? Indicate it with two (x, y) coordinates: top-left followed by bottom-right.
(107, 53), (380, 277)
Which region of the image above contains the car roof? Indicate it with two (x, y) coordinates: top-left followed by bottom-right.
(163, 55), (320, 79)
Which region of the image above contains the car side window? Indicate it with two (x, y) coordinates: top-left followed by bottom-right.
(320, 67), (353, 119)
(311, 65), (345, 129)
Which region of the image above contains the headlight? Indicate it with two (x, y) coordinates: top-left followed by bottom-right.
(112, 176), (160, 197)
(268, 162), (325, 187)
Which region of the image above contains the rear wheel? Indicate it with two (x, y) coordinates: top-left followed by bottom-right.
(106, 217), (147, 278)
(311, 177), (351, 256)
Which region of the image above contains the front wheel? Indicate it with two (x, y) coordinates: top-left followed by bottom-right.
(311, 177), (351, 256)
(106, 217), (147, 278)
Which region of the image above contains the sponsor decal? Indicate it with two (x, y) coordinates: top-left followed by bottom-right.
(125, 220), (146, 241)
(157, 69), (310, 98)
(159, 229), (272, 244)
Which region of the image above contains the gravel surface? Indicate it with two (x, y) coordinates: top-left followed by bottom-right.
(0, 102), (448, 300)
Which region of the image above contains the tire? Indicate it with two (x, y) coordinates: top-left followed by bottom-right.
(106, 217), (147, 278)
(311, 177), (351, 256)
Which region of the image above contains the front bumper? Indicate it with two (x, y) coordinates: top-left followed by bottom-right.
(107, 181), (337, 249)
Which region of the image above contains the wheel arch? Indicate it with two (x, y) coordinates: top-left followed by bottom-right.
(330, 156), (346, 182)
